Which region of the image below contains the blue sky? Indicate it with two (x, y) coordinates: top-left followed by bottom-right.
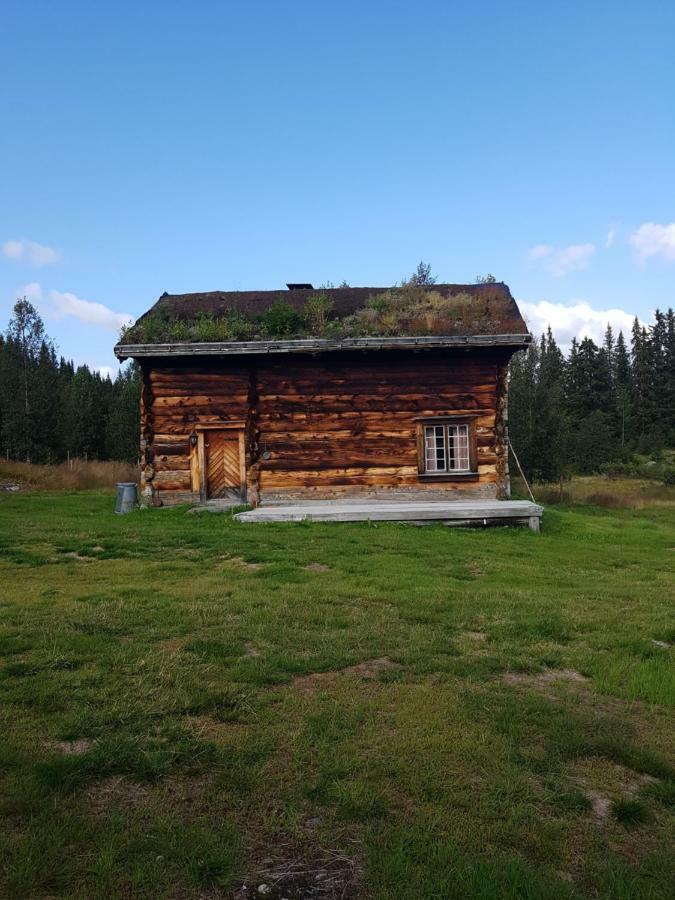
(1, 1), (674, 374)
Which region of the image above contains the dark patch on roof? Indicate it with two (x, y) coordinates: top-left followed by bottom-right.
(132, 282), (527, 333)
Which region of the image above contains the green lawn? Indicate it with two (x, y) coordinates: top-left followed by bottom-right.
(0, 492), (673, 899)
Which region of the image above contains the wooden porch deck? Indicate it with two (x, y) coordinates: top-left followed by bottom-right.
(234, 499), (543, 531)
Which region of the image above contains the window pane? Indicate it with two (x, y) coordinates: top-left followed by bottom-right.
(425, 425), (446, 471)
(447, 424), (470, 471)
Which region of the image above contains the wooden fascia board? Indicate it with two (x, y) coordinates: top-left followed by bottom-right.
(114, 333), (532, 360)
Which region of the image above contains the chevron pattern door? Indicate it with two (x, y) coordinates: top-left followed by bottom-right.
(205, 431), (243, 499)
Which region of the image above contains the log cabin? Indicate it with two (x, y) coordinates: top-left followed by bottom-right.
(114, 282), (531, 508)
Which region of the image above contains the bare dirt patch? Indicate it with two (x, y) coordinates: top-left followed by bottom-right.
(567, 758), (659, 825)
(304, 563), (331, 573)
(55, 738), (93, 755)
(156, 774), (216, 815)
(63, 551), (94, 562)
(502, 668), (589, 687)
(291, 658), (399, 695)
(221, 556), (265, 572)
(343, 658), (398, 678)
(462, 630), (487, 642)
(86, 775), (150, 814)
(235, 848), (361, 899)
(155, 637), (187, 654)
(244, 642), (262, 658)
(585, 790), (612, 823)
(186, 714), (250, 744)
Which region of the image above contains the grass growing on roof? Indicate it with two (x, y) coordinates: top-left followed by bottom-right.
(0, 490), (673, 898)
(120, 283), (515, 344)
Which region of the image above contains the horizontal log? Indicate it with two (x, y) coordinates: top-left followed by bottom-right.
(146, 423), (206, 435)
(260, 364), (499, 379)
(156, 490), (201, 506)
(154, 455), (192, 471)
(153, 412), (247, 426)
(259, 429), (414, 441)
(153, 395), (248, 408)
(257, 389), (497, 405)
(263, 453), (418, 470)
(153, 403), (248, 416)
(260, 366), (497, 382)
(150, 370), (249, 381)
(260, 464), (418, 481)
(256, 399), (493, 415)
(263, 435), (415, 451)
(150, 370), (496, 388)
(260, 431), (494, 449)
(477, 464), (497, 475)
(258, 413), (496, 433)
(258, 410), (483, 423)
(152, 389), (248, 400)
(152, 470), (192, 490)
(152, 433), (192, 443)
(258, 377), (498, 392)
(153, 442), (190, 456)
(259, 473), (496, 488)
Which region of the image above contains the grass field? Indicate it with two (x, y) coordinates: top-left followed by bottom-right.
(0, 491), (673, 899)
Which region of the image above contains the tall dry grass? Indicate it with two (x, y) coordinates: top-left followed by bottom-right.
(0, 459), (139, 491)
(512, 475), (675, 509)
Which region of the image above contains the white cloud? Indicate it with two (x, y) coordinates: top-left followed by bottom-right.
(2, 239), (60, 266)
(48, 290), (133, 332)
(527, 242), (596, 277)
(527, 244), (553, 261)
(629, 222), (675, 262)
(605, 226), (616, 248)
(519, 299), (639, 350)
(22, 281), (43, 301)
(18, 282), (132, 333)
(548, 243), (595, 277)
(94, 365), (115, 380)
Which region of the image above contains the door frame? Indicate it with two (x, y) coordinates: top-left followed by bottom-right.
(193, 423), (246, 503)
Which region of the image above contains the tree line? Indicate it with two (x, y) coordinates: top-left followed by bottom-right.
(0, 299), (140, 464)
(509, 308), (675, 482)
(2, 295), (673, 479)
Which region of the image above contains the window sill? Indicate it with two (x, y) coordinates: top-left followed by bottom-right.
(418, 471), (479, 483)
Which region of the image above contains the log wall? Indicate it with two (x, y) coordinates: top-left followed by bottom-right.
(139, 349), (513, 505)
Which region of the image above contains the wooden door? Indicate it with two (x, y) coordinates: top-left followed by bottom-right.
(205, 430), (243, 499)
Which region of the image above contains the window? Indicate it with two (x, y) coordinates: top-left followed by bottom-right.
(417, 418), (477, 477)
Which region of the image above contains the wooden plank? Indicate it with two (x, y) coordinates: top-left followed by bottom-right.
(190, 441), (200, 492)
(235, 499), (543, 524)
(116, 334), (532, 361)
(197, 432), (206, 500)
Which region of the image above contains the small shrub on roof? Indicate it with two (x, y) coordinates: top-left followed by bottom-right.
(122, 285), (512, 344)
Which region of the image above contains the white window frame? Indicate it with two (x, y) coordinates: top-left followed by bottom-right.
(417, 417), (477, 478)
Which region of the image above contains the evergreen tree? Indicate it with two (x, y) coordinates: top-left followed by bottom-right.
(31, 342), (61, 462)
(2, 299), (53, 461)
(0, 301), (141, 464)
(509, 312), (675, 481)
(664, 309), (675, 444)
(613, 331), (631, 451)
(631, 318), (654, 449)
(106, 364), (140, 462)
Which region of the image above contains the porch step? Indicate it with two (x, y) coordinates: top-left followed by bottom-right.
(235, 500), (543, 530)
